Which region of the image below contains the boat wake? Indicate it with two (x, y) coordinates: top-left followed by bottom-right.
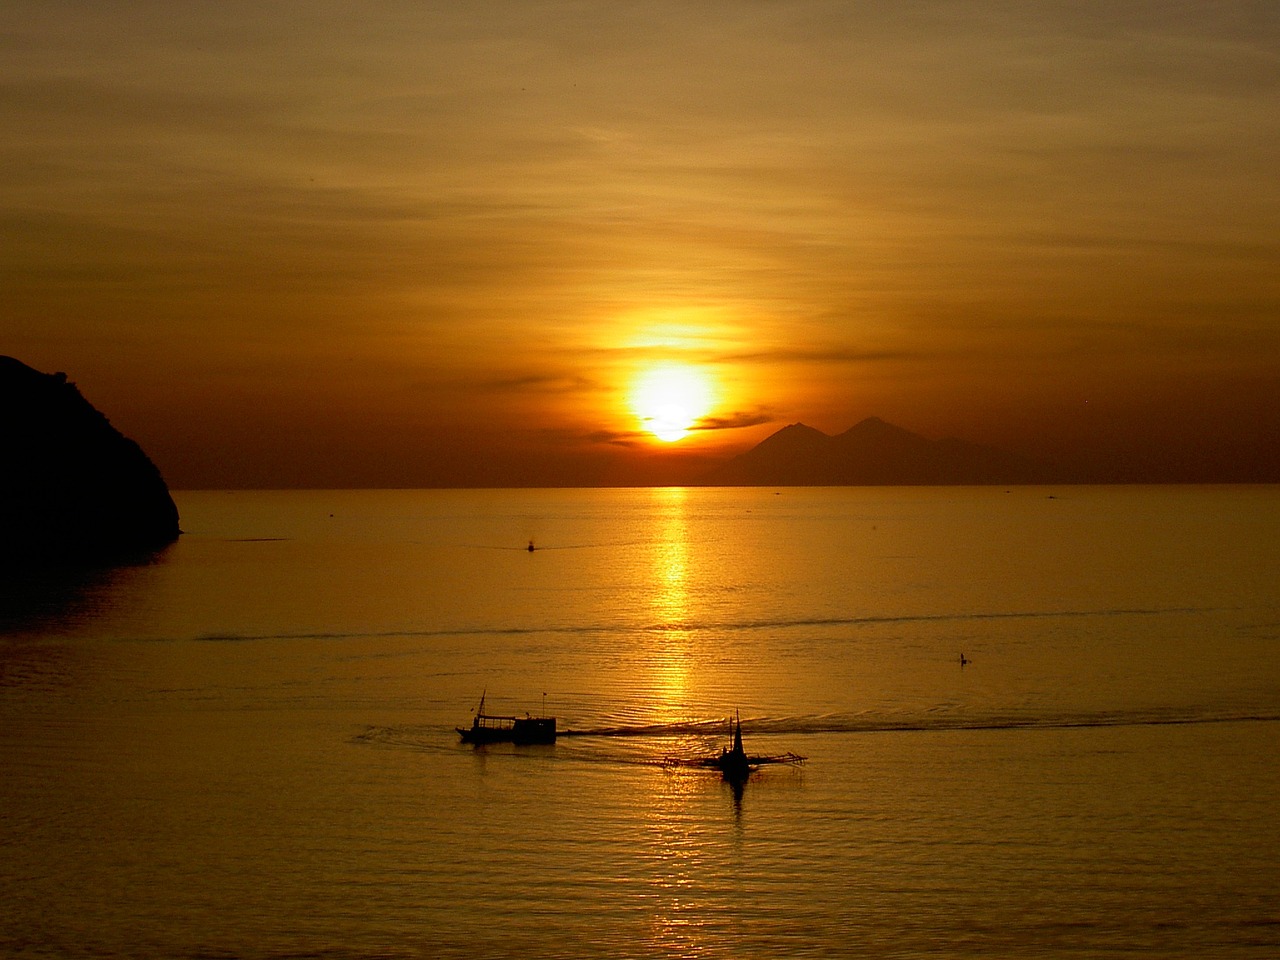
(354, 706), (1278, 759)
(564, 707), (1280, 739)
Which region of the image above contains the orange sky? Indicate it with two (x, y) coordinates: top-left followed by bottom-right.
(5, 2), (1278, 486)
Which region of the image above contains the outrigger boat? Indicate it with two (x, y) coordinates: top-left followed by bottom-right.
(457, 692), (557, 745)
(666, 711), (805, 782)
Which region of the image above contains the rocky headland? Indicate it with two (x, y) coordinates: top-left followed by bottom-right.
(0, 356), (180, 564)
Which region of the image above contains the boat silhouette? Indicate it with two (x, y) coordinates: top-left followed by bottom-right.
(457, 692), (556, 745)
(666, 711), (805, 782)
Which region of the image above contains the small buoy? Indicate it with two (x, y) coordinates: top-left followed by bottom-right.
(527, 540), (536, 552)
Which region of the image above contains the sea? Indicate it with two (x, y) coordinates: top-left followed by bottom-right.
(2, 485), (1278, 959)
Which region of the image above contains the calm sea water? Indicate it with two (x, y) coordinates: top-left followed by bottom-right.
(2, 486), (1278, 959)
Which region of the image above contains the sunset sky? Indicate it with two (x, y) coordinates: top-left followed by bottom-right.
(5, 1), (1278, 487)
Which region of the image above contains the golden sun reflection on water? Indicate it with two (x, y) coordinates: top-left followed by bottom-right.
(646, 487), (692, 722)
(643, 759), (725, 956)
(640, 488), (742, 954)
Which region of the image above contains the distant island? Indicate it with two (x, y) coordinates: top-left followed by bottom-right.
(700, 417), (1055, 486)
(0, 356), (180, 564)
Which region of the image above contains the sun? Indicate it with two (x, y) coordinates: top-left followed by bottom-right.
(630, 364), (714, 442)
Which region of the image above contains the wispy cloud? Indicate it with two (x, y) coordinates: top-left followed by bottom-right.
(692, 411), (776, 432)
(481, 373), (601, 394)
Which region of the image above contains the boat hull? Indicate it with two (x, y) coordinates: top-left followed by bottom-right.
(457, 716), (557, 745)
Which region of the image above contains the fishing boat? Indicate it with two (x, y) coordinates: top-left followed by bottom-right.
(712, 712), (754, 781)
(666, 711), (805, 782)
(457, 692), (557, 744)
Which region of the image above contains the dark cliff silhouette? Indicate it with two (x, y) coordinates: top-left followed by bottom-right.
(0, 356), (180, 565)
(701, 417), (1054, 486)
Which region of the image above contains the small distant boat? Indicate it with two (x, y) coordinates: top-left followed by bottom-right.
(666, 711), (805, 782)
(457, 692), (556, 745)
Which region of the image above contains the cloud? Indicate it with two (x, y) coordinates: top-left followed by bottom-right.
(481, 373), (601, 394)
(585, 430), (642, 447)
(717, 346), (919, 366)
(538, 426), (642, 448)
(692, 411), (775, 432)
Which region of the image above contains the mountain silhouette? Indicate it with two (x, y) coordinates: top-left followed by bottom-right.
(0, 356), (180, 564)
(702, 417), (1053, 486)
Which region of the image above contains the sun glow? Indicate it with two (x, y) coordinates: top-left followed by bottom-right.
(630, 364), (715, 442)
